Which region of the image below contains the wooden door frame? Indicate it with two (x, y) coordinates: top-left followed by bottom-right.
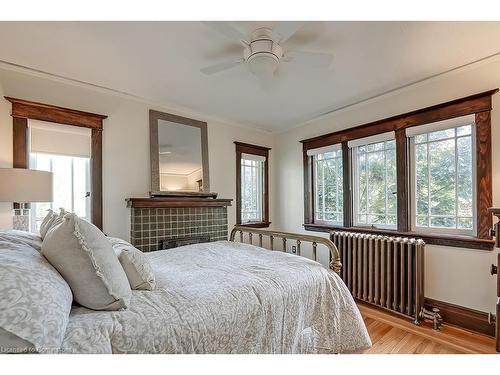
(5, 97), (107, 230)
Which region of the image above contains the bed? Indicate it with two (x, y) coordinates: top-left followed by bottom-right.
(0, 227), (371, 354)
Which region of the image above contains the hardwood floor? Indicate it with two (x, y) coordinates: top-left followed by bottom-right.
(358, 303), (497, 354)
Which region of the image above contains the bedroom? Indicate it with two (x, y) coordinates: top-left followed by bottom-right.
(1, 0), (500, 372)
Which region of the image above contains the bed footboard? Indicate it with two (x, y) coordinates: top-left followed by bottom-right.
(229, 226), (341, 274)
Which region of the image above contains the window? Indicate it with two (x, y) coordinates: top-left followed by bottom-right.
(28, 120), (92, 232)
(350, 133), (397, 228)
(235, 142), (270, 227)
(308, 145), (343, 224)
(408, 115), (476, 235)
(301, 89), (496, 250)
(241, 156), (264, 222)
(7, 97), (105, 229)
(30, 153), (91, 231)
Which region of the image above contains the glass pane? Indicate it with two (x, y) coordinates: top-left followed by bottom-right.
(367, 151), (385, 218)
(241, 160), (263, 222)
(314, 151), (343, 224)
(73, 157), (90, 219)
(367, 142), (383, 152)
(429, 128), (455, 141)
(34, 153), (51, 172)
(415, 143), (429, 217)
(430, 216), (456, 228)
(355, 140), (396, 226)
(31, 153), (91, 232)
(456, 125), (472, 136)
(458, 217), (473, 229)
(315, 157), (324, 221)
(457, 136), (473, 218)
(358, 153), (367, 214)
(412, 124), (475, 233)
(415, 134), (428, 144)
(52, 155), (73, 213)
(417, 215), (428, 227)
(429, 139), (455, 216)
(386, 146), (397, 216)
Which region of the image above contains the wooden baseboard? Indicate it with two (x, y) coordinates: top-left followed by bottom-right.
(424, 297), (495, 337)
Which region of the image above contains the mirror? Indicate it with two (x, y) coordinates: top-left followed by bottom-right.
(150, 110), (209, 193)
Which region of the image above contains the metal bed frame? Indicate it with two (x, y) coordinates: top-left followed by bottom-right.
(229, 226), (342, 274)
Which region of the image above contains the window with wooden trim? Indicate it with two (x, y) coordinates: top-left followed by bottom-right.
(308, 145), (343, 225)
(408, 115), (476, 236)
(350, 133), (397, 229)
(235, 142), (271, 228)
(301, 89), (497, 250)
(6, 97), (106, 230)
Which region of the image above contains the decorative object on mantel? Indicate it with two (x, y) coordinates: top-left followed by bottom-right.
(150, 191), (218, 199)
(0, 168), (53, 231)
(126, 197), (232, 252)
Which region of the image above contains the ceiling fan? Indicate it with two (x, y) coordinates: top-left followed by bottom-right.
(200, 22), (334, 78)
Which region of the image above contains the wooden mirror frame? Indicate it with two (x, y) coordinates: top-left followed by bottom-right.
(149, 109), (210, 194)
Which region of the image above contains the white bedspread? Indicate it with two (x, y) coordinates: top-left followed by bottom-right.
(61, 240), (371, 354)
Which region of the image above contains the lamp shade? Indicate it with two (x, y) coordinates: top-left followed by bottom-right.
(0, 168), (53, 202)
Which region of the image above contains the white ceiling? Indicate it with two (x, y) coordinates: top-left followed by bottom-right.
(0, 21), (499, 132)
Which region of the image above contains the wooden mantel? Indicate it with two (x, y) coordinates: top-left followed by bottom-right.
(126, 197), (233, 208)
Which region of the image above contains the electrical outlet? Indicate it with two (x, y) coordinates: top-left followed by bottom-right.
(291, 245), (296, 254)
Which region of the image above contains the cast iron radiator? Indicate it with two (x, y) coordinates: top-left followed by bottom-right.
(331, 231), (442, 328)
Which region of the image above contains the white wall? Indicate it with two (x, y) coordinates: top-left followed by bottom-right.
(0, 68), (273, 242)
(272, 55), (500, 313)
(0, 79), (13, 228)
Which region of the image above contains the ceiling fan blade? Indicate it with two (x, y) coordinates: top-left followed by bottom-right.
(203, 22), (247, 42)
(284, 50), (334, 68)
(271, 22), (304, 43)
(200, 59), (244, 75)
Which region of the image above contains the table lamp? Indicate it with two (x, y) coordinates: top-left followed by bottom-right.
(0, 168), (53, 231)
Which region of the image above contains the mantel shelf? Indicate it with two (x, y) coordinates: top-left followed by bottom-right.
(126, 197), (233, 208)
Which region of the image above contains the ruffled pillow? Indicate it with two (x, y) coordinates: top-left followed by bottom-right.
(109, 237), (156, 291)
(42, 213), (131, 311)
(39, 209), (57, 239)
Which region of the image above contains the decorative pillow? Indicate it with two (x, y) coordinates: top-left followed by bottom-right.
(0, 236), (73, 353)
(39, 209), (57, 239)
(109, 237), (156, 291)
(42, 213), (132, 311)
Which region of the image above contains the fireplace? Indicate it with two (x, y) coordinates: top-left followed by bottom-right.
(159, 236), (211, 249)
(126, 197), (232, 252)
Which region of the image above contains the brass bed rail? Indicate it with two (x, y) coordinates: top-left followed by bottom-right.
(229, 226), (342, 274)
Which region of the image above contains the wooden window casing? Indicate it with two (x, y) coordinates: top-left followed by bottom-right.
(6, 97), (107, 230)
(235, 142), (271, 228)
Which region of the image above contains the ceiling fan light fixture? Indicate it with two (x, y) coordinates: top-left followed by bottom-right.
(247, 53), (279, 78)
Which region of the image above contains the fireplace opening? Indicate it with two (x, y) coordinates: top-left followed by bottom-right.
(160, 236), (211, 249)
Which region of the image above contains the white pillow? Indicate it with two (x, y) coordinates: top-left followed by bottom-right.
(39, 209), (57, 239)
(109, 237), (156, 290)
(0, 234), (73, 353)
(42, 213), (132, 311)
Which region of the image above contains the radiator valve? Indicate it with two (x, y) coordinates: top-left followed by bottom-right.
(420, 307), (443, 330)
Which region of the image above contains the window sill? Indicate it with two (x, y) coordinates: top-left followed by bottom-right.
(238, 221), (271, 228)
(303, 223), (495, 251)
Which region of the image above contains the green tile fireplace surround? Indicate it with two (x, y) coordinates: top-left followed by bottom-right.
(126, 198), (232, 252)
